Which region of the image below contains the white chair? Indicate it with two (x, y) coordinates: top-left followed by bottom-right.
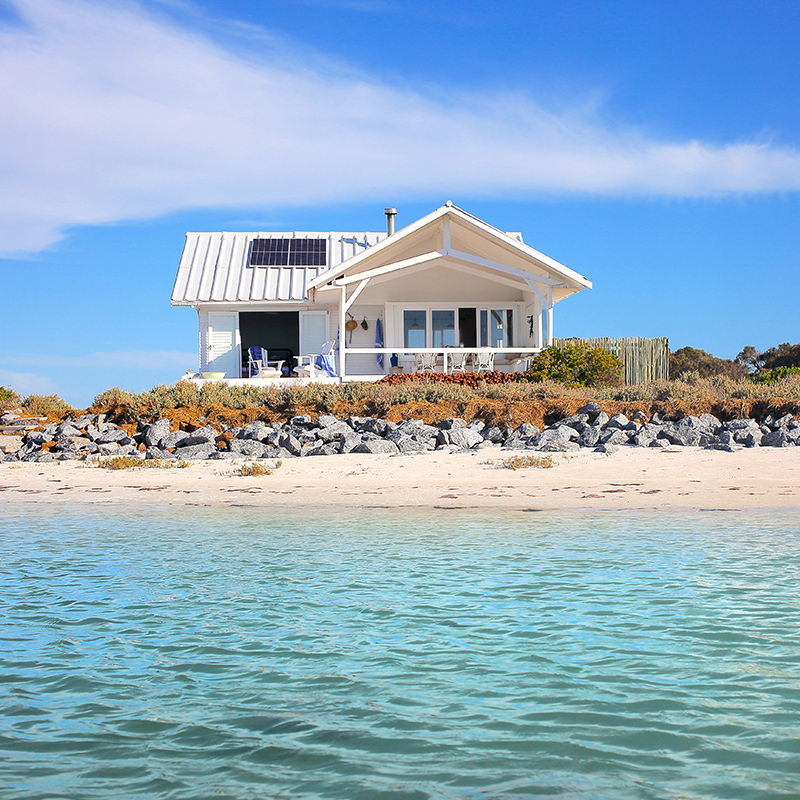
(414, 352), (438, 373)
(449, 351), (470, 373)
(474, 350), (495, 373)
(296, 339), (337, 378)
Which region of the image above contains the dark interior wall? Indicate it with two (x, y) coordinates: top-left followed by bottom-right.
(240, 312), (299, 372)
(458, 307), (477, 347)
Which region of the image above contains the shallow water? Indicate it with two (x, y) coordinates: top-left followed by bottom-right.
(1, 506), (800, 799)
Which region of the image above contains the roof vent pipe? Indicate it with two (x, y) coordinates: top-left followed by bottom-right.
(384, 207), (397, 236)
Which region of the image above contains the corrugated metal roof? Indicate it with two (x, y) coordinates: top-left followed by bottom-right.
(172, 231), (386, 305)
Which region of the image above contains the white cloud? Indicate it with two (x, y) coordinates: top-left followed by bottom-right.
(1, 0), (800, 256)
(0, 369), (60, 397)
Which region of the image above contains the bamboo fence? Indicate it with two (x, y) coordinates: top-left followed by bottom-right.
(553, 337), (670, 385)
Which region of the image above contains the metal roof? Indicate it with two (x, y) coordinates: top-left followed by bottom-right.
(171, 231), (386, 305)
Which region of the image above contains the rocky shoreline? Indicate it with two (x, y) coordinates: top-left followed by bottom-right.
(2, 403), (799, 464)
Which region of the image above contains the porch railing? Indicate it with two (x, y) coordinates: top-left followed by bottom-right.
(339, 347), (542, 378)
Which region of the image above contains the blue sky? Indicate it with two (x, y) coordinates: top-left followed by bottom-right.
(1, 0), (798, 406)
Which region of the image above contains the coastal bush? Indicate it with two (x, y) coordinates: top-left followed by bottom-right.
(669, 347), (747, 380)
(518, 344), (623, 387)
(498, 454), (556, 470)
(92, 386), (135, 410)
(752, 366), (800, 384)
(21, 393), (72, 416)
(0, 385), (21, 411)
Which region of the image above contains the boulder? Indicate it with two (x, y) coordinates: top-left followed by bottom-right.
(144, 418), (171, 448)
(317, 420), (354, 443)
(301, 442), (339, 457)
(0, 435), (22, 454)
(437, 418), (467, 430)
(516, 422), (540, 438)
(724, 418), (759, 432)
(577, 401), (602, 419)
(394, 435), (428, 454)
(317, 414), (338, 428)
(761, 430), (795, 448)
(578, 426), (601, 448)
(229, 439), (269, 458)
(290, 415), (314, 428)
(239, 421), (271, 441)
(482, 426), (504, 443)
(25, 430), (50, 446)
(698, 413), (723, 433)
(594, 411), (610, 427)
(553, 413), (590, 429)
(95, 428), (131, 445)
(176, 442), (218, 459)
(277, 433), (302, 456)
(662, 425), (701, 447)
(594, 443), (619, 454)
(532, 429), (580, 452)
(649, 438), (671, 448)
(606, 413), (630, 430)
(467, 419), (486, 433)
(439, 427), (483, 450)
(360, 418), (389, 436)
(739, 431), (763, 448)
(56, 422), (82, 438)
(351, 439), (399, 455)
(146, 446), (175, 460)
(97, 443), (121, 456)
(160, 430), (190, 449)
(599, 428), (630, 446)
(180, 425), (219, 446)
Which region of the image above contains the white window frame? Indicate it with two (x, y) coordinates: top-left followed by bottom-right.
(390, 302), (522, 348)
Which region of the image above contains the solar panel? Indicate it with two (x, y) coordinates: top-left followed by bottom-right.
(249, 238), (326, 267)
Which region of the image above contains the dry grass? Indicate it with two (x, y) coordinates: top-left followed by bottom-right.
(496, 454), (557, 470)
(97, 456), (191, 470)
(232, 460), (281, 477)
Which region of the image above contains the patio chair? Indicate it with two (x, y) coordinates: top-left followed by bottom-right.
(296, 339), (337, 378)
(414, 352), (438, 372)
(449, 351), (470, 373)
(247, 347), (282, 379)
(474, 350), (495, 373)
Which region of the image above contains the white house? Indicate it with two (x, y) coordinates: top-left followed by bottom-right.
(171, 202), (592, 382)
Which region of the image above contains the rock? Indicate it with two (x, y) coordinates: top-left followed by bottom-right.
(145, 446), (175, 460)
(35, 452), (56, 463)
(338, 429), (363, 454)
(54, 435), (78, 452)
(95, 428), (130, 445)
(516, 423), (540, 438)
(482, 426), (504, 443)
(239, 421), (270, 441)
(599, 428), (630, 446)
(774, 413), (794, 429)
(739, 431), (763, 448)
(632, 411), (647, 422)
(346, 416), (373, 431)
(56, 422), (82, 438)
(761, 430), (795, 448)
(649, 438), (671, 448)
(578, 426), (601, 448)
(25, 430), (50, 445)
(532, 429), (580, 452)
(594, 411), (610, 427)
(301, 442), (339, 456)
(577, 401), (602, 418)
(290, 415), (314, 428)
(316, 420), (353, 443)
(662, 425), (701, 447)
(606, 413), (630, 430)
(437, 418), (467, 430)
(554, 413), (590, 429)
(229, 439), (269, 458)
(177, 442), (218, 459)
(180, 425), (219, 446)
(467, 419), (486, 433)
(160, 430), (189, 449)
(72, 414), (94, 429)
(394, 435), (428, 454)
(361, 418), (389, 436)
(706, 442), (737, 452)
(724, 418), (759, 432)
(698, 413), (722, 433)
(0, 435), (22, 454)
(97, 443), (121, 456)
(632, 429), (655, 447)
(144, 419), (171, 448)
(277, 433), (302, 456)
(594, 443), (619, 454)
(651, 411), (666, 424)
(351, 439), (399, 455)
(317, 414), (338, 428)
(439, 427), (483, 450)
(475, 440), (498, 450)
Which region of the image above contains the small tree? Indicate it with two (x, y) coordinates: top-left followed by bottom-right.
(518, 343), (623, 387)
(669, 347), (747, 380)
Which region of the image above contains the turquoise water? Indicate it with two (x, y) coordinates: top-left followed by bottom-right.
(1, 507), (800, 799)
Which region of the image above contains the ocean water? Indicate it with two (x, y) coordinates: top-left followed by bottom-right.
(1, 507), (799, 800)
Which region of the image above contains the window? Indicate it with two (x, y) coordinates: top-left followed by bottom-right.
(403, 310), (426, 348)
(249, 238), (327, 267)
(479, 309), (513, 347)
(431, 310), (456, 348)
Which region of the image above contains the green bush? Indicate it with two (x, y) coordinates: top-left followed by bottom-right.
(517, 344), (623, 387)
(752, 366), (800, 384)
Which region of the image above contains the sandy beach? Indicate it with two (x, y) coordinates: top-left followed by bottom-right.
(2, 447), (799, 510)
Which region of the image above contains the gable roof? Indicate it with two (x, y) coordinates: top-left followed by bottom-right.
(306, 202), (591, 301)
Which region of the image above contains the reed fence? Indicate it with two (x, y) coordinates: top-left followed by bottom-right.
(553, 337), (670, 385)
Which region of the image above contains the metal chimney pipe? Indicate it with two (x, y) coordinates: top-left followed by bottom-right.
(385, 207), (397, 236)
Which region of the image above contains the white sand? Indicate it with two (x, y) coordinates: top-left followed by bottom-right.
(2, 447), (800, 510)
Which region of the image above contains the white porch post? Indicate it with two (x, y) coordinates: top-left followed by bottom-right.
(536, 308), (544, 349)
(546, 287), (554, 346)
(339, 285), (347, 379)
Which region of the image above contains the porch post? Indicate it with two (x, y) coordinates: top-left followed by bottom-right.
(546, 287), (554, 346)
(339, 285), (347, 379)
(536, 308), (544, 349)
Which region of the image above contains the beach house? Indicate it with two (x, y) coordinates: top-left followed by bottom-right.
(171, 202), (592, 382)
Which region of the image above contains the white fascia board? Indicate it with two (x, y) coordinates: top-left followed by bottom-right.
(306, 205), (452, 289)
(446, 205), (592, 289)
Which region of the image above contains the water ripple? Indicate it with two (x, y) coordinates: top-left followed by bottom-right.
(1, 506), (800, 799)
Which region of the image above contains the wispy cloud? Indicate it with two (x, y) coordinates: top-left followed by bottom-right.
(1, 0), (800, 256)
(0, 369), (60, 397)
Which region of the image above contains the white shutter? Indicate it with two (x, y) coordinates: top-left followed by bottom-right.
(207, 313), (238, 377)
(300, 311), (328, 355)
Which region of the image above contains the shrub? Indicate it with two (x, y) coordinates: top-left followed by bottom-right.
(21, 394), (73, 416)
(0, 386), (21, 411)
(669, 347), (747, 380)
(752, 366), (800, 384)
(518, 344), (623, 387)
(93, 387), (135, 410)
